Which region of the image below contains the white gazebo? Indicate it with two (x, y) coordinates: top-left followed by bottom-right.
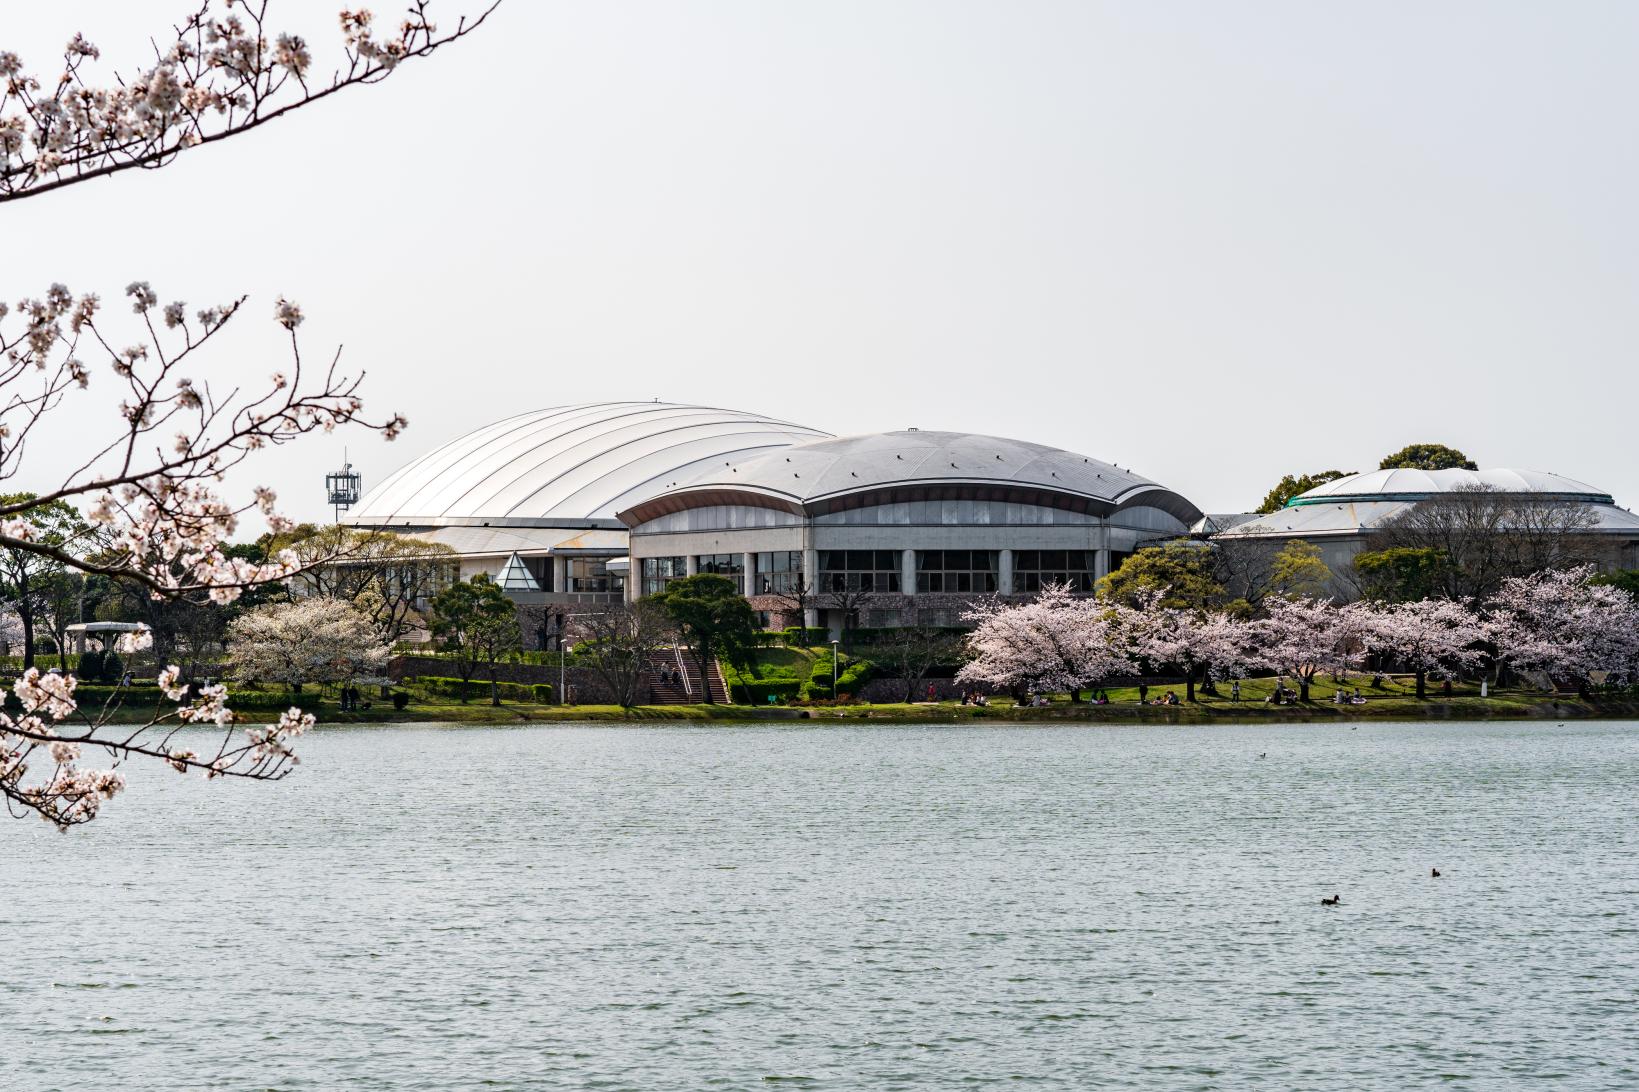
(64, 622), (150, 656)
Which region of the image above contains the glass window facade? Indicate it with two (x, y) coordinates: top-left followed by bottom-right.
(635, 505), (802, 534)
(1012, 550), (1096, 593)
(753, 551), (804, 595)
(695, 553), (744, 593)
(568, 557), (623, 594)
(915, 550), (998, 593)
(640, 556), (686, 596)
(813, 500), (1103, 527)
(820, 550), (902, 593)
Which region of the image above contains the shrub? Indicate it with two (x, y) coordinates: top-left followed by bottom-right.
(531, 683), (554, 703)
(77, 649), (105, 681)
(101, 651), (125, 684)
(780, 627), (831, 647)
(391, 691), (410, 711)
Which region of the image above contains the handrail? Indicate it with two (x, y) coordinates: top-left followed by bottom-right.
(671, 645), (693, 699)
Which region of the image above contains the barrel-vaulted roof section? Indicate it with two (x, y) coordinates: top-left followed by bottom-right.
(351, 402), (831, 528)
(618, 430), (1202, 525)
(1290, 467), (1613, 506)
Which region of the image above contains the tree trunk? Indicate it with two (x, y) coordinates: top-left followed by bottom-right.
(1298, 675), (1310, 702)
(489, 667), (500, 707)
(1415, 669), (1427, 701)
(1185, 666), (1198, 703)
(19, 603), (34, 670)
(696, 648), (715, 704)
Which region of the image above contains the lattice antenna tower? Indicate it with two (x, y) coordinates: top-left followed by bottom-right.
(325, 450), (361, 524)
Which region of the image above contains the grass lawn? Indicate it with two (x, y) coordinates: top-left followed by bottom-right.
(85, 670), (1634, 727)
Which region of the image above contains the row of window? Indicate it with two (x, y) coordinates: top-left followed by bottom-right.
(642, 550), (1112, 596)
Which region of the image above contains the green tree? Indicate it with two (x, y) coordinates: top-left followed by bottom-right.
(650, 574), (756, 704)
(429, 574), (519, 704)
(1096, 539), (1225, 610)
(0, 493), (90, 667)
(1590, 569), (1639, 598)
(1268, 540), (1332, 599)
(1256, 470), (1354, 513)
(1378, 443), (1477, 471)
(1352, 547), (1450, 603)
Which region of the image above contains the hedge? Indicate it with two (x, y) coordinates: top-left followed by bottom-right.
(731, 679), (804, 703)
(803, 661), (873, 700)
(840, 626), (967, 646)
(780, 627), (832, 647)
(415, 676), (553, 703)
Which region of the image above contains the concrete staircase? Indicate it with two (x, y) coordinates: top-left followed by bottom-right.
(642, 647), (729, 704)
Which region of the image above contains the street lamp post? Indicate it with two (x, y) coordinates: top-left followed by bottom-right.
(831, 639), (840, 702)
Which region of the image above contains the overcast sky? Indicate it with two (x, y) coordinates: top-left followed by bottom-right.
(9, 0), (1638, 525)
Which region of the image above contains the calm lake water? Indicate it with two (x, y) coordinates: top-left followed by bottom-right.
(3, 720), (1637, 1090)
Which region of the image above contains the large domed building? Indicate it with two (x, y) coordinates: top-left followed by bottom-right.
(351, 402), (1203, 633)
(619, 428), (1201, 629)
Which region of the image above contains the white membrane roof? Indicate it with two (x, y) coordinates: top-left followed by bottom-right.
(1292, 467), (1613, 504)
(621, 429), (1201, 523)
(351, 402), (830, 527)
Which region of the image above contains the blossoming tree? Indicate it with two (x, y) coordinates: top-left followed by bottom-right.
(0, 1), (494, 828)
(1359, 597), (1488, 700)
(1248, 597), (1368, 702)
(1133, 602), (1254, 703)
(1489, 565), (1639, 694)
(958, 583), (1136, 700)
(225, 596), (389, 695)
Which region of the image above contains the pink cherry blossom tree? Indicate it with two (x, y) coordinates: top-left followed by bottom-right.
(1132, 601), (1255, 703)
(1360, 597), (1487, 700)
(0, 2), (494, 828)
(1489, 565), (1639, 694)
(958, 583), (1136, 700)
(1247, 597), (1368, 702)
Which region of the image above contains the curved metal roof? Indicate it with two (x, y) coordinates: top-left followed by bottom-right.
(351, 402), (831, 528)
(619, 429), (1202, 525)
(1291, 467), (1613, 506)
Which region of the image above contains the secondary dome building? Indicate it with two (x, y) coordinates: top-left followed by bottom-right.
(618, 429), (1202, 631)
(349, 402), (830, 603)
(1215, 467), (1639, 594)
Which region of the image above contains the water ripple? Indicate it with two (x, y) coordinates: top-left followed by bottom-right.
(2, 720), (1637, 1090)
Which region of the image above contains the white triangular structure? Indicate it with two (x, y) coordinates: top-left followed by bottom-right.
(495, 552), (541, 592)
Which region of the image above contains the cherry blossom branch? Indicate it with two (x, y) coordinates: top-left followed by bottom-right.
(0, 649), (312, 830)
(0, 1), (500, 203)
(0, 279), (406, 600)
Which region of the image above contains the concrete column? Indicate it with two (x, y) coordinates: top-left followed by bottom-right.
(901, 548), (917, 596)
(742, 551), (755, 597)
(1094, 549), (1111, 581)
(998, 548), (1014, 595)
(685, 554), (698, 576)
(802, 548), (819, 629)
(552, 554), (568, 594)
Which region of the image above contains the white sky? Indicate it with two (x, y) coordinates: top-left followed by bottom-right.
(9, 0), (1638, 526)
